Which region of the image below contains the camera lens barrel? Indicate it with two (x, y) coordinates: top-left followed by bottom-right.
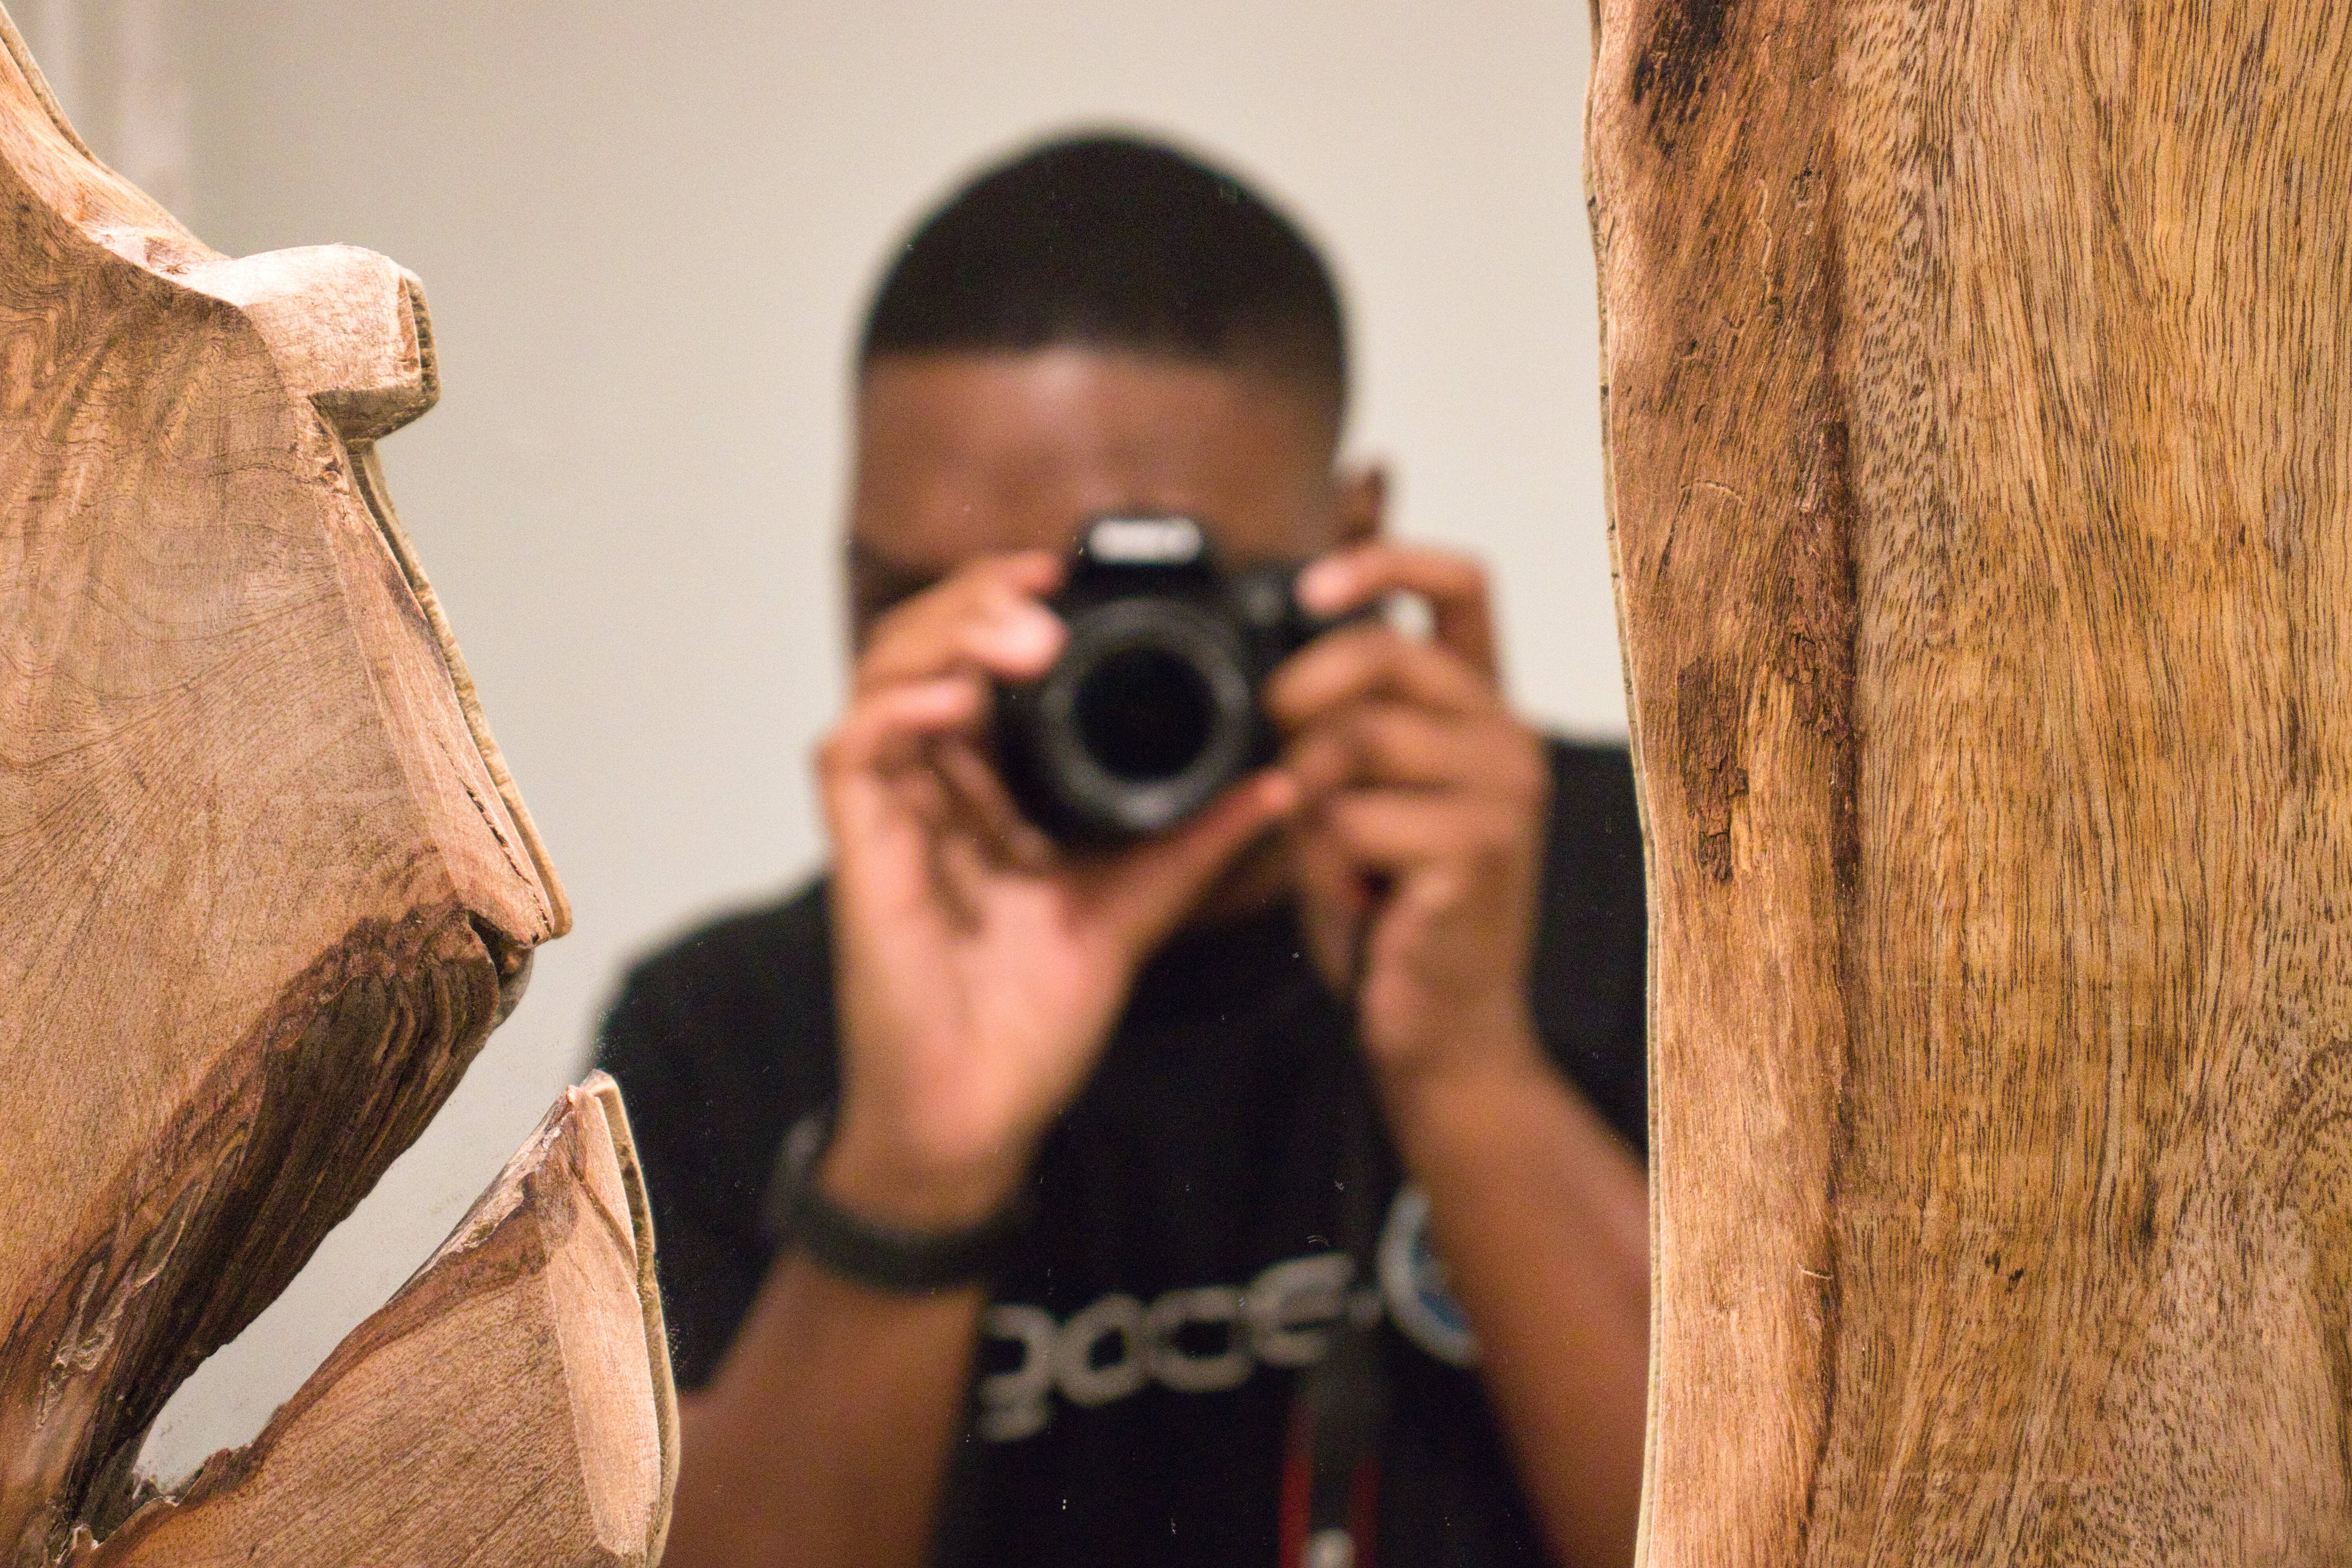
(998, 596), (1262, 844)
(994, 517), (1334, 847)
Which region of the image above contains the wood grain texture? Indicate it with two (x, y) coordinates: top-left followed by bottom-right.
(1589, 0), (2352, 1561)
(72, 1075), (680, 1568)
(0, 6), (667, 1562)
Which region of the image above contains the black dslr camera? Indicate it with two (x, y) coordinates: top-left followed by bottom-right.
(995, 515), (1345, 846)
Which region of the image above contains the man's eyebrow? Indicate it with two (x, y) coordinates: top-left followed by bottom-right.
(845, 537), (942, 613)
(846, 535), (929, 576)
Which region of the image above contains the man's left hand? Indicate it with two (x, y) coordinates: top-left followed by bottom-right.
(1269, 542), (1552, 1088)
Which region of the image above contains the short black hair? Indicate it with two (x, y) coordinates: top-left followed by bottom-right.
(861, 133), (1347, 432)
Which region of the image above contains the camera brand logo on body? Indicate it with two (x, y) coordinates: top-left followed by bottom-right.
(976, 1184), (1476, 1442)
(1086, 515), (1206, 565)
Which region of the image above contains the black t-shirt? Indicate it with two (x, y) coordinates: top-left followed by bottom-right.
(596, 739), (1647, 1568)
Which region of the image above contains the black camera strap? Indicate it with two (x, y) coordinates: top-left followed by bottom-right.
(1280, 1031), (1390, 1568)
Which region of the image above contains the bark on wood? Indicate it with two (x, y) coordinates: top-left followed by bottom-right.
(0, 7), (673, 1563)
(1589, 0), (2352, 1562)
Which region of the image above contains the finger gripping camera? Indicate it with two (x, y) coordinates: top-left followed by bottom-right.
(995, 515), (1344, 846)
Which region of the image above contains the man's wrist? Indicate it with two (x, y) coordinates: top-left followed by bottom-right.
(763, 1109), (1036, 1294)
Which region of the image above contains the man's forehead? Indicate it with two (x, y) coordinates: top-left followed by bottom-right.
(849, 348), (1338, 572)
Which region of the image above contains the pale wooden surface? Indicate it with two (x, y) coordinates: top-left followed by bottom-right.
(1590, 0), (2352, 1562)
(0, 5), (675, 1562)
(72, 1076), (678, 1568)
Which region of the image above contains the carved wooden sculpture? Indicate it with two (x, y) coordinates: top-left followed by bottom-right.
(0, 9), (675, 1564)
(1590, 0), (2352, 1562)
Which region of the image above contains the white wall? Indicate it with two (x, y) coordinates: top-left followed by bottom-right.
(33, 0), (1617, 1479)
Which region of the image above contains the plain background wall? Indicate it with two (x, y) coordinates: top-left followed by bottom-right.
(23, 0), (1620, 1478)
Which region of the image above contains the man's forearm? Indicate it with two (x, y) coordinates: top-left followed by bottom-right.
(663, 1256), (984, 1568)
(1380, 1037), (1651, 1568)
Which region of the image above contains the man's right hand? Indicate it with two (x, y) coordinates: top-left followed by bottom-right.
(816, 550), (1297, 1230)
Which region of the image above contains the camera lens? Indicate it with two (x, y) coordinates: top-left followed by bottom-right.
(1071, 644), (1216, 782)
(995, 593), (1259, 844)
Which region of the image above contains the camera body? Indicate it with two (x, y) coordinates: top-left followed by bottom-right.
(995, 515), (1339, 846)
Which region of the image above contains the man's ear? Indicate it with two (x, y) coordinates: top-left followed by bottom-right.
(1335, 462), (1387, 546)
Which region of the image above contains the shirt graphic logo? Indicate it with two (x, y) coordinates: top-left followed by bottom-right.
(976, 1187), (1476, 1441)
(1377, 1182), (1479, 1368)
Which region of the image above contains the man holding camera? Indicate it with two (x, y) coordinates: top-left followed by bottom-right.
(599, 136), (1650, 1568)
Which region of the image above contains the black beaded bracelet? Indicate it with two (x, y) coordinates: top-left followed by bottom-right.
(759, 1109), (1033, 1294)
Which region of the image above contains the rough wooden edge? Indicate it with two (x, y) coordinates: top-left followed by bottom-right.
(352, 441), (574, 936)
(583, 1070), (679, 1564)
(69, 1078), (677, 1567)
(0, 4), (96, 160)
(1580, 7), (1669, 1559)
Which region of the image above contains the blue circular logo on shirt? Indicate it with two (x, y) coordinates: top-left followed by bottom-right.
(1378, 1183), (1478, 1367)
